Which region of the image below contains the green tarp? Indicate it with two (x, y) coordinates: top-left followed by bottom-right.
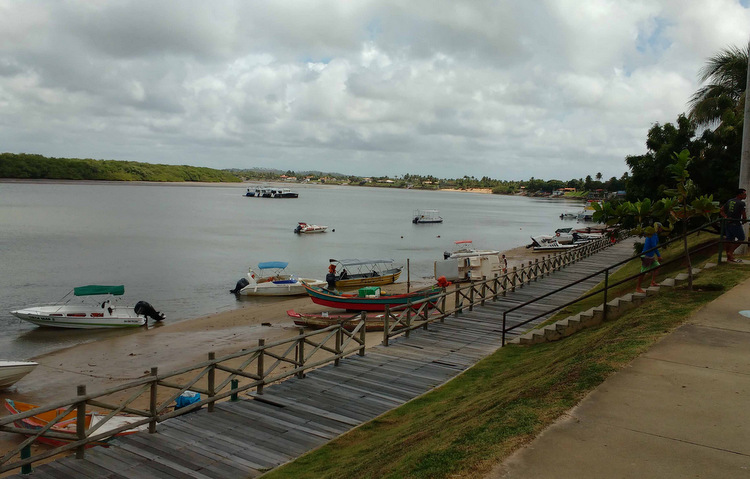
(73, 285), (125, 296)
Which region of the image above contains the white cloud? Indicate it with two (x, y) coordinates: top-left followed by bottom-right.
(0, 0), (748, 180)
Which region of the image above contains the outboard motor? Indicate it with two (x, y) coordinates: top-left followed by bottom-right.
(294, 224), (302, 234)
(230, 277), (250, 294)
(134, 301), (165, 321)
(443, 251), (451, 260)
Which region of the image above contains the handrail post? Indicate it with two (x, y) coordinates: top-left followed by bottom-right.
(296, 329), (305, 378)
(454, 285), (461, 316)
(76, 385), (86, 459)
(502, 311), (507, 346)
(149, 367), (158, 433)
(511, 267), (517, 291)
(334, 324), (342, 366)
(21, 444), (31, 474)
(481, 276), (487, 306)
(405, 301), (412, 338)
(257, 339), (265, 394)
(383, 305), (390, 346)
(469, 281), (475, 311)
(440, 288), (447, 322)
(603, 269), (609, 322)
(359, 312), (366, 356)
(231, 380), (239, 402)
(207, 352), (215, 413)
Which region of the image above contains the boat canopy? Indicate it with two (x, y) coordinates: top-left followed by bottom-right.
(258, 261), (289, 270)
(73, 285), (125, 296)
(329, 259), (395, 267)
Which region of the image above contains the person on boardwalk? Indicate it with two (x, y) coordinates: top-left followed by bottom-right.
(720, 188), (747, 263)
(636, 222), (663, 293)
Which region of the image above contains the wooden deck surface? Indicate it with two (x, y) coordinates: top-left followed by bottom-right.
(12, 239), (636, 478)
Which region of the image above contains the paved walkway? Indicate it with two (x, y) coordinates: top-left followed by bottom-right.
(488, 273), (750, 479)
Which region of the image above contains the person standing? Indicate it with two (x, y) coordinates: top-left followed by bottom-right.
(720, 188), (747, 263)
(636, 222), (663, 293)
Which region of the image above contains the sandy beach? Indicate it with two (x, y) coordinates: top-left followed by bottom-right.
(0, 244), (540, 462)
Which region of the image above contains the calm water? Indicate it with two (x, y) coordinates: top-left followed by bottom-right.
(0, 181), (582, 359)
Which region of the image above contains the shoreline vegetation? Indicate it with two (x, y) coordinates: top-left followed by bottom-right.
(0, 152), (608, 199)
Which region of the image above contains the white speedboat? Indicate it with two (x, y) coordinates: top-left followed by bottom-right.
(230, 262), (326, 296)
(10, 285), (164, 329)
(443, 240), (500, 259)
(294, 222), (328, 234)
(0, 361), (38, 389)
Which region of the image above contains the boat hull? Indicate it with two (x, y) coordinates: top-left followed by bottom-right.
(304, 284), (440, 312)
(0, 361), (38, 388)
(334, 269), (402, 290)
(5, 399), (146, 447)
(11, 305), (146, 329)
(239, 278), (327, 296)
(287, 310), (405, 331)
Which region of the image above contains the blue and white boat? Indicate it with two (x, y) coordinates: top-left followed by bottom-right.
(231, 262), (326, 296)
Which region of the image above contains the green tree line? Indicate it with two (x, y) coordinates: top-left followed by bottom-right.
(0, 153), (241, 183)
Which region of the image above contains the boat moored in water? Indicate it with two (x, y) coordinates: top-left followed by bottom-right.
(10, 285), (164, 329)
(294, 222), (328, 234)
(412, 209), (443, 224)
(230, 261), (326, 296)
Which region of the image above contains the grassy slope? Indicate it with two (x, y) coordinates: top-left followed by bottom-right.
(263, 261), (750, 479)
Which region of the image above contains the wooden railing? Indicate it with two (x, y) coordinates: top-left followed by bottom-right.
(0, 236), (613, 474)
(0, 319), (367, 474)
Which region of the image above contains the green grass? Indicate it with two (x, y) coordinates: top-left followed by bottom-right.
(262, 262), (750, 479)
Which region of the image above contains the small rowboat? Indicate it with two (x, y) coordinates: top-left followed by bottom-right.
(287, 309), (405, 331)
(303, 283), (441, 312)
(4, 399), (147, 447)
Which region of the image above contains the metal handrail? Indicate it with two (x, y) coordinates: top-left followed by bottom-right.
(500, 218), (744, 345)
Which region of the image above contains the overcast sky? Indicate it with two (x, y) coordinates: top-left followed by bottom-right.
(1, 1), (749, 180)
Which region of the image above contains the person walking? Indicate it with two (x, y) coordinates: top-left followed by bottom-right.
(636, 222), (663, 293)
(720, 188), (747, 263)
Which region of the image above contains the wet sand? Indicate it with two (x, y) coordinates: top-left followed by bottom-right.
(0, 244), (540, 463)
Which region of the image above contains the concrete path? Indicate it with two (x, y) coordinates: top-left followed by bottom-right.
(488, 273), (750, 478)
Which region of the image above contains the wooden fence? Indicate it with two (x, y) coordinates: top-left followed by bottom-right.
(0, 236), (613, 474)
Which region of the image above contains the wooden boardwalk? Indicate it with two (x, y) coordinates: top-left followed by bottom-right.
(13, 239), (636, 478)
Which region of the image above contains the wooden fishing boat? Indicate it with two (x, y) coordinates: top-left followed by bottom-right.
(303, 283), (441, 312)
(0, 361), (38, 389)
(4, 399), (147, 447)
(287, 309), (405, 331)
(327, 259), (402, 290)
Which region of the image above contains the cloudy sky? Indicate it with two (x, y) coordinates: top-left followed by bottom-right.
(1, 1), (749, 180)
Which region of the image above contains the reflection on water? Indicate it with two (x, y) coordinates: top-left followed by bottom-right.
(0, 181), (582, 359)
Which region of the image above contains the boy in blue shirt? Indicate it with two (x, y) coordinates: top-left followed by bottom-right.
(636, 222), (663, 293)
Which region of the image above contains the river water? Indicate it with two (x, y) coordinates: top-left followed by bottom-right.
(0, 180), (582, 359)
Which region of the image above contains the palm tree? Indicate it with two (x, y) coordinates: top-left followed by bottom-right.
(688, 44), (748, 128)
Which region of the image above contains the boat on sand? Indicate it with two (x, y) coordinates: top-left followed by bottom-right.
(10, 285), (164, 329)
(0, 361), (38, 389)
(230, 262), (326, 296)
(326, 259), (402, 290)
(303, 283), (441, 312)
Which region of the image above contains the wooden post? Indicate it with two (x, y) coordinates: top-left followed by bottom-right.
(149, 367), (158, 433)
(76, 385), (86, 459)
(454, 285), (461, 315)
(257, 339), (265, 395)
(481, 276), (487, 306)
(207, 352), (215, 413)
(21, 444), (31, 474)
(231, 380), (239, 402)
(469, 280), (475, 311)
(296, 329), (305, 379)
(535, 259), (540, 280)
(407, 258), (411, 293)
(512, 267), (517, 291)
(383, 305), (390, 346)
(334, 325), (342, 366)
(359, 312), (367, 356)
(405, 301), (412, 338)
(440, 288), (447, 322)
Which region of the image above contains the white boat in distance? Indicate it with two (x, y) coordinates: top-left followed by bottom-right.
(294, 222), (328, 234)
(10, 285), (165, 329)
(443, 240), (500, 259)
(230, 262), (326, 296)
(413, 209), (443, 224)
(0, 361), (38, 389)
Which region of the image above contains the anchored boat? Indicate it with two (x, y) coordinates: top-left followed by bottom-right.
(326, 259), (402, 290)
(303, 283), (440, 312)
(412, 209), (443, 224)
(230, 261), (326, 296)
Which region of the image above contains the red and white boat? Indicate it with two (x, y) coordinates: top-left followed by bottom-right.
(294, 222), (328, 234)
